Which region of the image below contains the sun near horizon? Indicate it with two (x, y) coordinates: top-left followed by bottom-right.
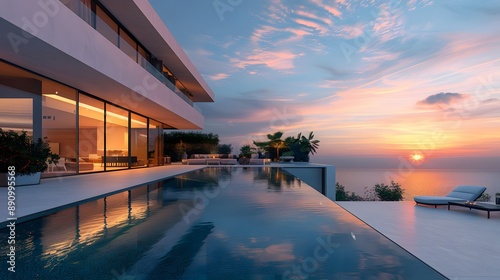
(410, 152), (424, 163)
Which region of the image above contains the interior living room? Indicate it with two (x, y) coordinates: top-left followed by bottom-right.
(0, 61), (167, 177)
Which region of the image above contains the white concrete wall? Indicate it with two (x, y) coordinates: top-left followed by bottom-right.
(282, 164), (336, 201)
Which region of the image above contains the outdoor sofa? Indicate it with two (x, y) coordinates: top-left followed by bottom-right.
(186, 154), (237, 165)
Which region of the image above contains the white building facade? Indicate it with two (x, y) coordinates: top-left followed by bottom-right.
(0, 0), (214, 176)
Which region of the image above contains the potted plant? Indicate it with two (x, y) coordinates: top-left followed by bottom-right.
(287, 132), (320, 162)
(0, 129), (52, 186)
(496, 193), (500, 205)
(238, 145), (255, 165)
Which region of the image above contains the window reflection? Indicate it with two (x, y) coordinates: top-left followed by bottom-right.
(0, 98), (32, 133)
(42, 85), (77, 177)
(148, 119), (163, 166)
(79, 94), (104, 173)
(105, 104), (129, 170)
(131, 113), (148, 168)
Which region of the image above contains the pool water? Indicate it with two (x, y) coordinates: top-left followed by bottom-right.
(1, 167), (447, 279)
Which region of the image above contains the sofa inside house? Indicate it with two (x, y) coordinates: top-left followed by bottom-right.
(65, 157), (95, 171)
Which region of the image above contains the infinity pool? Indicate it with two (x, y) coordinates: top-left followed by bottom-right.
(1, 167), (446, 279)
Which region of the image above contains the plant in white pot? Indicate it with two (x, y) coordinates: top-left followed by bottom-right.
(0, 128), (51, 186)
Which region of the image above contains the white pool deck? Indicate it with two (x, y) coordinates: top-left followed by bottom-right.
(337, 201), (500, 280)
(1, 164), (499, 279)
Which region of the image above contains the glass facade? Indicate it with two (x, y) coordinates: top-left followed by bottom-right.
(79, 94), (105, 173)
(0, 61), (168, 177)
(148, 119), (163, 166)
(105, 104), (129, 170)
(131, 113), (148, 168)
(42, 84), (78, 176)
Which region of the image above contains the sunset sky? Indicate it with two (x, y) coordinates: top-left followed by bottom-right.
(150, 0), (500, 167)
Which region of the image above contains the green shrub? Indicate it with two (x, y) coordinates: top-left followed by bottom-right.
(336, 182), (364, 201)
(217, 144), (233, 155)
(365, 181), (404, 201)
(239, 145), (255, 158)
(0, 129), (51, 175)
(164, 131), (220, 161)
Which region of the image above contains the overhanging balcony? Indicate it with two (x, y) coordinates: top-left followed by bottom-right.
(0, 0), (208, 129)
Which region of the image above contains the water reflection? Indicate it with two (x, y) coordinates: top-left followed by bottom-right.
(0, 168), (447, 279)
(252, 167), (301, 190)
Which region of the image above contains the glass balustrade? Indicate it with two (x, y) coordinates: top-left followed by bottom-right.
(62, 0), (195, 107)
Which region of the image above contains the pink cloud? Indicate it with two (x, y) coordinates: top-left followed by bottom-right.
(295, 10), (333, 25)
(335, 24), (365, 39)
(251, 25), (278, 43)
(371, 4), (405, 43)
(284, 28), (311, 41)
(230, 50), (301, 70)
(251, 25), (311, 46)
(209, 73), (229, 81)
(266, 0), (290, 22)
(311, 0), (342, 17)
(295, 18), (329, 35)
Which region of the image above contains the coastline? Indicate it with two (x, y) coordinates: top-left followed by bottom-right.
(334, 167), (500, 201)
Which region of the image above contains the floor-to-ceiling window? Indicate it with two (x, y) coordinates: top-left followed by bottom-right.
(42, 83), (78, 177)
(130, 113), (148, 168)
(148, 119), (163, 166)
(1, 61), (169, 176)
(79, 94), (105, 173)
(105, 104), (129, 170)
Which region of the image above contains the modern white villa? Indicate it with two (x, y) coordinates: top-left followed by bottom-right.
(0, 0), (214, 177)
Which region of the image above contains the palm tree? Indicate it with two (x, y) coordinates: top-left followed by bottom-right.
(288, 132), (320, 162)
(239, 145), (255, 158)
(296, 132), (320, 155)
(254, 131), (288, 161)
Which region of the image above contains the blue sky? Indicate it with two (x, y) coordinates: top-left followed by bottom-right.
(150, 0), (500, 167)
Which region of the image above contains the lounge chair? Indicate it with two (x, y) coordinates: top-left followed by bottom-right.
(414, 185), (486, 208)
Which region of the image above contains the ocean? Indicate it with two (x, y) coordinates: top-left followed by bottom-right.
(335, 168), (500, 201)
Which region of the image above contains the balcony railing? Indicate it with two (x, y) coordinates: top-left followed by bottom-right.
(62, 0), (195, 108)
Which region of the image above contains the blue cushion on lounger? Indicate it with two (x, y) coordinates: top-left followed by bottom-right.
(414, 185), (486, 206)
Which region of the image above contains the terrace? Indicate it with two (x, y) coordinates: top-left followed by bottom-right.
(1, 164), (499, 279)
